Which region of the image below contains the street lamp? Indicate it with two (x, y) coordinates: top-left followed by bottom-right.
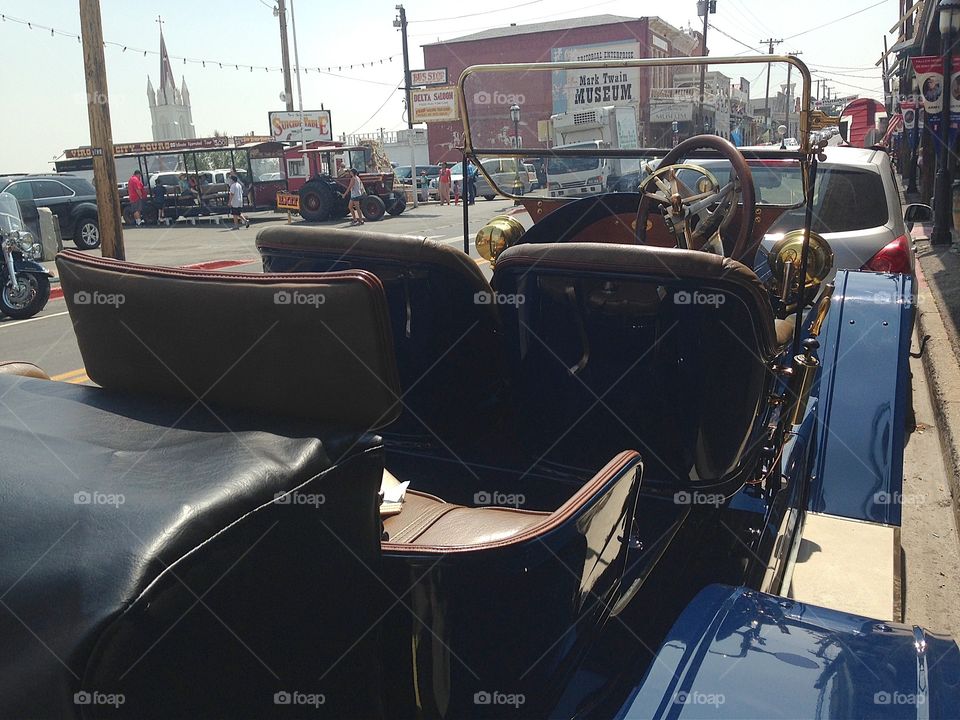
(510, 104), (523, 198)
(906, 77), (921, 195)
(931, 0), (960, 244)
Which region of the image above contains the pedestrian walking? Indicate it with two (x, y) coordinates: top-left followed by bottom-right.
(342, 168), (365, 225)
(466, 159), (478, 205)
(438, 162), (452, 205)
(151, 178), (166, 223)
(228, 174), (250, 230)
(127, 170), (147, 226)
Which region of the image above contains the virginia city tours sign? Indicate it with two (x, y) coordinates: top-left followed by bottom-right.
(550, 40), (641, 115)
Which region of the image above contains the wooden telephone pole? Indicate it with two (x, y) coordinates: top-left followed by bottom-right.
(78, 0), (124, 260)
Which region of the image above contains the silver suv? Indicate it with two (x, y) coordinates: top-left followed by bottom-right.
(680, 146), (913, 278)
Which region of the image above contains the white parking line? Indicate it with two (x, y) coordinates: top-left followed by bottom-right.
(0, 310), (71, 329)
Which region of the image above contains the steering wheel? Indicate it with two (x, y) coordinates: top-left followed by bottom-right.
(636, 135), (756, 262)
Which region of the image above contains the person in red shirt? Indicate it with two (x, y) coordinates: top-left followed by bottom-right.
(438, 162), (452, 205)
(127, 170), (147, 226)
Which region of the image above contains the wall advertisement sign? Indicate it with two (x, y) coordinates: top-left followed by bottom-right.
(550, 40), (642, 115)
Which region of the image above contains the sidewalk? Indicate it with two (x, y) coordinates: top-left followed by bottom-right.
(913, 234), (960, 535)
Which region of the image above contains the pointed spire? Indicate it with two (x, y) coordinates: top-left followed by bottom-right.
(158, 21), (174, 104)
(147, 75), (156, 107)
(180, 75), (190, 106)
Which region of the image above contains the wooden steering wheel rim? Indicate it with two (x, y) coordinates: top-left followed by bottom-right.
(636, 135), (757, 262)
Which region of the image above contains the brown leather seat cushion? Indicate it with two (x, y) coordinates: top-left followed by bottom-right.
(382, 450), (640, 551)
(383, 490), (547, 546)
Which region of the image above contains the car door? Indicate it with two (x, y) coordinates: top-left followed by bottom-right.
(30, 179), (76, 237)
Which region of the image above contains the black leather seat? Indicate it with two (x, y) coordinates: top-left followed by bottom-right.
(256, 226), (509, 443)
(0, 251), (404, 718)
(491, 242), (778, 484)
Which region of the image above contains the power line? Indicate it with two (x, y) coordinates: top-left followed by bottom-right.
(784, 0), (888, 41)
(728, 0), (776, 38)
(348, 81), (403, 135)
(0, 12), (399, 75)
(409, 0), (544, 24)
(408, 1), (620, 39)
(709, 23), (764, 54)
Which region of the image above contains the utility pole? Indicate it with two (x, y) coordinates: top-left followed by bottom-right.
(394, 5), (417, 207)
(761, 37), (783, 140)
(277, 0), (294, 112)
(289, 0), (306, 158)
(78, 0), (124, 260)
(697, 1), (717, 134)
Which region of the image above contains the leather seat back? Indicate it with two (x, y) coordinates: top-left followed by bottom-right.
(256, 226), (508, 439)
(492, 242), (777, 484)
(56, 249), (400, 428)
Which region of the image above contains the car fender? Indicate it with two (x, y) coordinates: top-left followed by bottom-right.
(72, 201), (99, 220)
(607, 584), (960, 719)
(807, 270), (914, 525)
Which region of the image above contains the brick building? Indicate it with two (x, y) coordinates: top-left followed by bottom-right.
(421, 15), (702, 164)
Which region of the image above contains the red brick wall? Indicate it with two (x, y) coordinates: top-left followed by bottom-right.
(422, 19), (652, 164)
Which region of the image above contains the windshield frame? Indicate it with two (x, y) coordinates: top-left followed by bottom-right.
(457, 54), (816, 200)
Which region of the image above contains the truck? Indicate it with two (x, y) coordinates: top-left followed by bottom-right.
(547, 105), (641, 197)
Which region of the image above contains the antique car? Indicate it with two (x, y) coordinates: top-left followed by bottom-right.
(1, 55), (958, 719)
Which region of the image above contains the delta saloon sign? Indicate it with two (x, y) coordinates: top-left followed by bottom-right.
(551, 40), (642, 114)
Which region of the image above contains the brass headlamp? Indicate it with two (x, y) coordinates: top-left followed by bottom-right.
(475, 214), (525, 264)
(767, 229), (834, 307)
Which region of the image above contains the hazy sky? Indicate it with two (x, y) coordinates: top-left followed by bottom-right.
(1, 0), (896, 170)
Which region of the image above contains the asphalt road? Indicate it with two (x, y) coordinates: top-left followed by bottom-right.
(2, 199), (959, 635)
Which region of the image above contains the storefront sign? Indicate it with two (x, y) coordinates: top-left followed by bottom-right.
(411, 68), (448, 87)
(649, 104), (693, 123)
(550, 40), (642, 115)
(411, 86), (459, 123)
(64, 136), (231, 159)
(268, 110), (333, 143)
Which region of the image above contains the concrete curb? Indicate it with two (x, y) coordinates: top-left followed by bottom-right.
(915, 260), (960, 535)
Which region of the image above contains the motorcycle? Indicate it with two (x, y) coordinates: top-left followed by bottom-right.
(0, 191), (51, 319)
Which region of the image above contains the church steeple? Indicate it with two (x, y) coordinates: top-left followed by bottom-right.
(148, 18), (196, 141)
